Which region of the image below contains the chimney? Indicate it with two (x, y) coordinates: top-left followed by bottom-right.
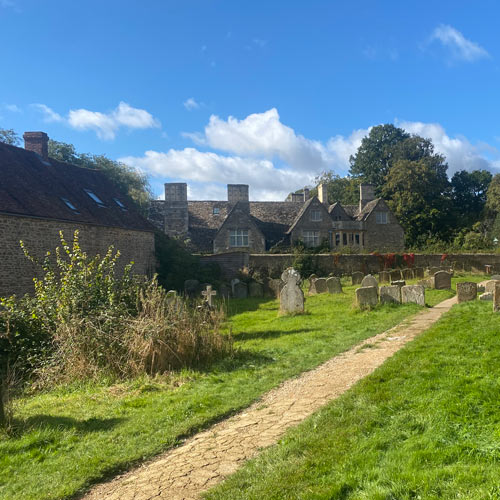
(23, 131), (49, 161)
(164, 182), (189, 236)
(317, 183), (328, 205)
(359, 184), (375, 211)
(303, 188), (310, 201)
(227, 184), (249, 204)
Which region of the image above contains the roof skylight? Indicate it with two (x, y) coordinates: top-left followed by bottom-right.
(113, 198), (127, 210)
(61, 197), (79, 213)
(84, 189), (106, 207)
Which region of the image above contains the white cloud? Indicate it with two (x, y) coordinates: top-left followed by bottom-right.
(33, 102), (160, 140)
(430, 24), (490, 62)
(183, 98), (200, 111)
(4, 103), (21, 113)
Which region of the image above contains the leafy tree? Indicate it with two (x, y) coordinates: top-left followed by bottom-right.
(48, 139), (152, 212)
(312, 171), (359, 205)
(0, 128), (20, 146)
(486, 174), (500, 215)
(349, 124), (410, 188)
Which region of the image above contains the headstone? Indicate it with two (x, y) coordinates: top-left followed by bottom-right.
(233, 281), (248, 299)
(485, 265), (492, 274)
(429, 267), (441, 277)
(326, 277), (342, 294)
(355, 286), (378, 309)
(379, 285), (401, 304)
(390, 269), (402, 281)
(314, 278), (328, 294)
(401, 285), (425, 306)
(201, 285), (217, 307)
(166, 290), (177, 301)
(280, 268), (304, 314)
(418, 279), (433, 289)
(401, 268), (414, 280)
(414, 267), (425, 279)
(479, 292), (493, 301)
(309, 274), (318, 283)
(248, 281), (264, 298)
(184, 279), (200, 297)
(378, 271), (390, 283)
(494, 282), (500, 312)
(308, 279), (318, 295)
(266, 278), (284, 298)
(485, 280), (500, 293)
(433, 271), (451, 290)
(361, 274), (378, 289)
(456, 282), (477, 303)
(230, 278), (241, 294)
(491, 274), (500, 281)
(166, 290), (182, 312)
(219, 284), (231, 299)
(352, 272), (364, 285)
(391, 280), (406, 289)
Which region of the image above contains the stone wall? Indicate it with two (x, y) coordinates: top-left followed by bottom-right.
(199, 252), (249, 279)
(0, 214), (156, 297)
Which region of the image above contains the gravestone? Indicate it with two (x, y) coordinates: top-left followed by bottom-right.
(201, 285), (217, 307)
(166, 290), (177, 301)
(233, 282), (248, 299)
(166, 290), (182, 312)
(280, 268), (304, 314)
(352, 272), (364, 285)
(414, 267), (425, 279)
(326, 277), (342, 294)
(433, 271), (451, 290)
(309, 274), (318, 283)
(361, 274), (378, 289)
(456, 282), (477, 303)
(390, 269), (402, 281)
(230, 278), (241, 294)
(219, 284), (231, 299)
(266, 278), (284, 298)
(380, 285), (401, 304)
(184, 279), (200, 297)
(308, 279), (318, 295)
(418, 279), (433, 289)
(494, 282), (500, 312)
(355, 286), (378, 309)
(314, 278), (328, 294)
(391, 280), (406, 289)
(491, 274), (500, 281)
(401, 285), (425, 306)
(485, 265), (492, 274)
(485, 280), (500, 293)
(429, 267), (441, 277)
(378, 271), (390, 283)
(248, 281), (264, 297)
(402, 268), (414, 280)
(480, 292), (493, 301)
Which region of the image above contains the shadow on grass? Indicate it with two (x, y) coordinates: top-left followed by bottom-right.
(233, 328), (316, 342)
(225, 297), (277, 318)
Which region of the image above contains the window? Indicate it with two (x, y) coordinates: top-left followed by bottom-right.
(61, 197), (79, 213)
(84, 189), (105, 207)
(349, 233), (353, 243)
(303, 230), (319, 247)
(310, 209), (322, 222)
(335, 232), (340, 246)
(213, 207), (220, 215)
(230, 229), (248, 247)
(343, 233), (347, 245)
(113, 198), (127, 210)
(376, 212), (388, 224)
(355, 234), (360, 245)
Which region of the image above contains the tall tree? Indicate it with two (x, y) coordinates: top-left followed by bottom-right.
(486, 174), (500, 215)
(0, 128), (20, 146)
(313, 171), (359, 205)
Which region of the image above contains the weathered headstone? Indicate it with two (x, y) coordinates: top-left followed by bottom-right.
(309, 274), (318, 283)
(233, 281), (248, 299)
(361, 274), (378, 289)
(456, 282), (477, 303)
(326, 277), (342, 294)
(219, 284), (231, 299)
(391, 280), (406, 289)
(491, 274), (500, 281)
(352, 272), (364, 285)
(314, 278), (328, 294)
(184, 279), (200, 297)
(390, 269), (402, 281)
(166, 290), (182, 312)
(201, 285), (217, 307)
(248, 281), (264, 297)
(230, 278), (241, 295)
(402, 268), (414, 280)
(414, 267), (425, 279)
(280, 268), (304, 314)
(266, 278), (284, 298)
(479, 292), (493, 301)
(379, 285), (401, 304)
(166, 290), (177, 301)
(355, 286), (378, 309)
(494, 282), (500, 312)
(485, 280), (500, 293)
(401, 285), (425, 306)
(417, 278), (433, 289)
(428, 267), (441, 277)
(378, 271), (390, 283)
(433, 271), (451, 290)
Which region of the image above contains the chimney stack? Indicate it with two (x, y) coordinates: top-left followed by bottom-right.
(303, 188), (310, 201)
(317, 183), (328, 205)
(359, 184), (375, 211)
(23, 131), (49, 161)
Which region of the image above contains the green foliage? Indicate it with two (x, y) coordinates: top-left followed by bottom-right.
(486, 174), (500, 215)
(0, 128), (20, 146)
(312, 171), (359, 204)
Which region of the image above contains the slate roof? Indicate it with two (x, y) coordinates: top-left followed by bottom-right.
(0, 141), (154, 232)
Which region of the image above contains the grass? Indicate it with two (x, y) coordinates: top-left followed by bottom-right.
(0, 274), (475, 499)
(205, 287), (500, 500)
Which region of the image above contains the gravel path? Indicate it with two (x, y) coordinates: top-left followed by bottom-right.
(82, 296), (457, 500)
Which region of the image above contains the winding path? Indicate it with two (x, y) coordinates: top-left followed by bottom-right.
(82, 296), (457, 500)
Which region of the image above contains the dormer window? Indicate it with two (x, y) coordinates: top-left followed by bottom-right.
(84, 189), (106, 207)
(61, 197), (79, 213)
(311, 209), (322, 222)
(113, 198), (127, 210)
(213, 207), (220, 215)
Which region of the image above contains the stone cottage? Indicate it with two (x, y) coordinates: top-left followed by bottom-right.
(0, 132), (156, 297)
(150, 182), (404, 253)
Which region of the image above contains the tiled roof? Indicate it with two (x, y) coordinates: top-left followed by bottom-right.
(342, 204), (358, 218)
(355, 198), (381, 221)
(0, 142), (154, 232)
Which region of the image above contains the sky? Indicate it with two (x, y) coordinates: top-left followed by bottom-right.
(1, 0), (500, 201)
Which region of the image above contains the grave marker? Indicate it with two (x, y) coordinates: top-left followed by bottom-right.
(456, 282), (477, 303)
(201, 285), (217, 307)
(280, 268), (304, 314)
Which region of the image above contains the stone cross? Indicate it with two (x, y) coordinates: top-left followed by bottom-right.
(202, 285), (217, 307)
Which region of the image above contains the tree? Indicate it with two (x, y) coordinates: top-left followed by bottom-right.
(312, 171), (359, 205)
(349, 124), (410, 189)
(486, 174), (500, 215)
(48, 140), (152, 212)
(0, 128), (20, 146)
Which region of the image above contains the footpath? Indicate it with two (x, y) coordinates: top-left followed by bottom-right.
(82, 296), (457, 500)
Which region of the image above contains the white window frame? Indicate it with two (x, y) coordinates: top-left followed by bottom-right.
(310, 209), (322, 222)
(302, 230), (319, 247)
(376, 212), (388, 224)
(229, 229), (249, 247)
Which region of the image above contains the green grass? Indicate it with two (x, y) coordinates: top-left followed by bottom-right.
(0, 275), (474, 499)
(205, 292), (500, 500)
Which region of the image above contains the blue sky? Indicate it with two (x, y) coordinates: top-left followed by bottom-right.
(1, 0), (499, 200)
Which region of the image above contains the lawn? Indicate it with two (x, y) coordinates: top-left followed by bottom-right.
(205, 288), (500, 500)
(0, 274), (473, 499)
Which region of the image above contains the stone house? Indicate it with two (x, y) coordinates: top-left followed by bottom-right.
(150, 182), (404, 253)
(0, 132), (156, 297)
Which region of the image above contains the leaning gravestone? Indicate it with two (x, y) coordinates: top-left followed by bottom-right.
(494, 282), (500, 312)
(401, 285), (425, 306)
(326, 277), (342, 294)
(352, 272), (364, 285)
(361, 274), (378, 289)
(184, 279), (200, 297)
(378, 271), (390, 283)
(248, 281), (264, 298)
(456, 282), (477, 303)
(390, 269), (402, 281)
(402, 268), (414, 280)
(355, 286), (378, 309)
(233, 282), (248, 299)
(380, 285), (401, 304)
(280, 268), (304, 314)
(314, 278), (328, 294)
(433, 271), (451, 290)
(413, 267), (425, 279)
